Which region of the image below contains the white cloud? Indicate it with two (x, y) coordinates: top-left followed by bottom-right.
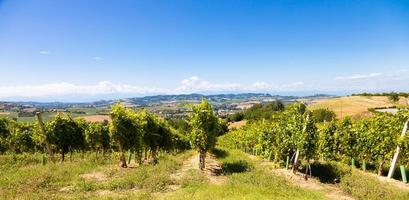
(251, 82), (269, 90)
(176, 76), (241, 93)
(326, 70), (409, 92)
(0, 81), (165, 98)
(0, 76), (308, 100)
(93, 56), (102, 60)
(334, 73), (382, 80)
(39, 51), (50, 54)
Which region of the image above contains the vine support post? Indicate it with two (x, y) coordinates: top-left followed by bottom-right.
(400, 165), (407, 184)
(292, 149), (300, 173)
(35, 112), (55, 163)
(387, 121), (408, 179)
(41, 153), (46, 165)
(292, 114), (309, 174)
(127, 149), (132, 164)
(285, 156), (290, 170)
(268, 151), (273, 161)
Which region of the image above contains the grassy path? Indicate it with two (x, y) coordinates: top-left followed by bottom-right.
(160, 149), (329, 200)
(0, 149), (338, 200)
(245, 155), (354, 200)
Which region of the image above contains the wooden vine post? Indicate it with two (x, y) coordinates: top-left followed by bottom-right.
(35, 112), (55, 163)
(292, 114), (309, 174)
(387, 121), (408, 179)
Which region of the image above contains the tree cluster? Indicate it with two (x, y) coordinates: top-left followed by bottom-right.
(227, 100), (285, 122)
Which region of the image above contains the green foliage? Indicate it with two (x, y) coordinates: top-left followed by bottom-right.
(240, 100), (285, 121)
(45, 113), (86, 160)
(221, 102), (409, 170)
(85, 122), (110, 152)
(388, 92), (400, 102)
(226, 100), (286, 122)
(226, 112), (244, 122)
(220, 102), (316, 165)
(311, 108), (336, 122)
(352, 92), (409, 98)
(0, 118), (11, 153)
(109, 103), (145, 152)
(168, 117), (191, 135)
(8, 122), (36, 153)
(188, 99), (221, 152)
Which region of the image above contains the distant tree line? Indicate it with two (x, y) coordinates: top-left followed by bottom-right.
(352, 92), (406, 102)
(227, 100), (336, 123)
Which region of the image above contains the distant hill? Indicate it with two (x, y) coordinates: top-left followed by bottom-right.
(0, 93), (335, 109)
(126, 93), (282, 106)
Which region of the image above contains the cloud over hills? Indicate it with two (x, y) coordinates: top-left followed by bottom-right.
(1, 70), (409, 101)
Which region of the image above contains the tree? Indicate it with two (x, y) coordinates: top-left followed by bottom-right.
(242, 100), (285, 120)
(189, 99), (221, 170)
(388, 92), (400, 103)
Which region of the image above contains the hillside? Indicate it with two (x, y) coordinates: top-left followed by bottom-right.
(308, 96), (409, 118)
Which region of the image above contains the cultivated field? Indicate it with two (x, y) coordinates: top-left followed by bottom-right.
(308, 96), (409, 118)
(78, 115), (111, 123)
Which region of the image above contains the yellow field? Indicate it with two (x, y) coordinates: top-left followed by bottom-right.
(308, 96), (408, 119)
(228, 120), (247, 130)
(77, 115), (111, 123)
(0, 112), (10, 116)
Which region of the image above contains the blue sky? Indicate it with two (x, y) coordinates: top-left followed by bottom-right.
(1, 0), (409, 101)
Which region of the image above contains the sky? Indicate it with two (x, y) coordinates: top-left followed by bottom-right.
(1, 0), (409, 102)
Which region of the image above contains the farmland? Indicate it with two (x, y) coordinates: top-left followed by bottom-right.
(1, 96), (409, 199)
(307, 95), (409, 119)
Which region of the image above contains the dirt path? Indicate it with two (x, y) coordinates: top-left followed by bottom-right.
(171, 153), (226, 186)
(247, 155), (354, 200)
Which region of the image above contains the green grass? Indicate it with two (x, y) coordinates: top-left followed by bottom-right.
(0, 151), (195, 199)
(8, 148), (407, 200)
(310, 161), (409, 200)
(161, 149), (328, 200)
(0, 149), (328, 200)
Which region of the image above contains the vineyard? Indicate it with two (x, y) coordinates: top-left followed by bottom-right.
(219, 102), (409, 198)
(1, 100), (409, 199)
(220, 103), (409, 173)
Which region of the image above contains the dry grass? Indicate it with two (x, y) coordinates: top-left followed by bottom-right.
(78, 115), (111, 123)
(228, 120), (247, 130)
(308, 96), (409, 119)
(0, 112), (10, 116)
